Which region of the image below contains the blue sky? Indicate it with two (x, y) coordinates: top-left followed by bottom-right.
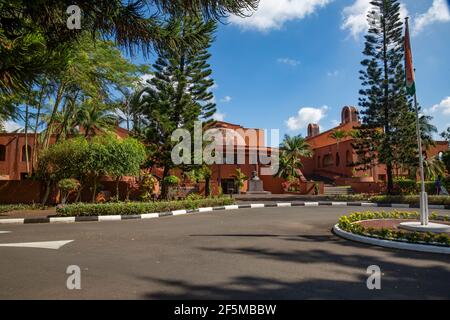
(4, 0), (448, 144)
(195, 0), (450, 143)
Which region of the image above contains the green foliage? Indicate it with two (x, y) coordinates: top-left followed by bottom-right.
(393, 178), (444, 195)
(329, 129), (347, 145)
(56, 197), (235, 216)
(440, 127), (450, 145)
(442, 151), (450, 173)
(393, 178), (418, 195)
(38, 136), (146, 202)
(329, 194), (450, 205)
(185, 193), (204, 201)
(57, 178), (80, 204)
(133, 16), (217, 198)
(38, 136), (89, 183)
(0, 0), (258, 94)
(163, 175), (180, 187)
(354, 0), (418, 194)
(276, 134), (312, 179)
(338, 210), (450, 246)
(139, 169), (158, 202)
(0, 203), (47, 213)
(233, 168), (248, 192)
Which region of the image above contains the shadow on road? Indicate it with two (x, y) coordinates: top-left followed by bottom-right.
(138, 235), (450, 299)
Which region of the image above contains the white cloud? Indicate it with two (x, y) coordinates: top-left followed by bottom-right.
(3, 121), (22, 132)
(327, 70), (339, 77)
(220, 96), (232, 103)
(413, 0), (450, 35)
(277, 58), (300, 67)
(212, 111), (226, 121)
(229, 0), (333, 31)
(342, 0), (408, 39)
(286, 106), (328, 131)
(427, 96), (450, 115)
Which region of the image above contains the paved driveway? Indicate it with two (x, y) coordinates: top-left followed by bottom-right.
(0, 206), (449, 299)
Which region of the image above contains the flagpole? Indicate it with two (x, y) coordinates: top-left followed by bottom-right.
(413, 92), (428, 225)
(406, 17), (428, 226)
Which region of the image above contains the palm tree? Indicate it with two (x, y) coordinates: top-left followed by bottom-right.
(329, 129), (347, 149)
(75, 101), (117, 138)
(276, 134), (312, 179)
(424, 156), (445, 180)
(419, 115), (437, 149)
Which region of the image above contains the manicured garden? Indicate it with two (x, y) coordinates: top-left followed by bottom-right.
(338, 211), (450, 247)
(331, 194), (450, 205)
(56, 196), (235, 217)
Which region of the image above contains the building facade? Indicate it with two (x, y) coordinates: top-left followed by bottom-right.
(300, 106), (448, 187)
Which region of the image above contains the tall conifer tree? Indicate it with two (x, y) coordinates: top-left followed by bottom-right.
(354, 0), (413, 194)
(136, 17), (217, 199)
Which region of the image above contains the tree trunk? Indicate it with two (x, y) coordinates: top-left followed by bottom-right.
(92, 178), (98, 203)
(32, 87), (44, 169)
(115, 177), (121, 199)
(41, 181), (51, 205)
(43, 82), (65, 149)
(24, 103), (30, 174)
(161, 166), (170, 200)
(205, 177), (210, 197)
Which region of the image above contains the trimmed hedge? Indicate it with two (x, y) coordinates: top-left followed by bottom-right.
(332, 194), (450, 205)
(338, 211), (450, 247)
(0, 204), (47, 213)
(56, 197), (235, 216)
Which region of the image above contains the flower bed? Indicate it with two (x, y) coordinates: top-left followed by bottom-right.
(332, 194), (450, 205)
(56, 197), (235, 217)
(338, 211), (450, 247)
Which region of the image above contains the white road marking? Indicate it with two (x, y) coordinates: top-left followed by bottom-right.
(198, 207), (213, 212)
(141, 213), (159, 219)
(0, 231), (11, 234)
(172, 210), (187, 215)
(50, 217), (75, 223)
(0, 219), (24, 224)
(98, 215), (121, 221)
(224, 205), (239, 210)
(250, 204), (265, 208)
(277, 203), (292, 207)
(0, 240), (74, 250)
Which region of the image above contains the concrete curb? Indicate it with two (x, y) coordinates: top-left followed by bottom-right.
(333, 224), (450, 255)
(0, 201), (449, 225)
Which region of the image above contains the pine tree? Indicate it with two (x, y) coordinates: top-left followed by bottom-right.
(136, 17), (217, 199)
(354, 0), (414, 194)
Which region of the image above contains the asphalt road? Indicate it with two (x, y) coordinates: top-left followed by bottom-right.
(0, 206), (449, 299)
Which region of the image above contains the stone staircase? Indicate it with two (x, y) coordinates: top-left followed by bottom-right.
(323, 185), (353, 196)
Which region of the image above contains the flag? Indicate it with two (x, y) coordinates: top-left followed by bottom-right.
(404, 17), (415, 96)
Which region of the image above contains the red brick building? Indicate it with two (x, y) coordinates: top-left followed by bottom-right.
(300, 106), (448, 192)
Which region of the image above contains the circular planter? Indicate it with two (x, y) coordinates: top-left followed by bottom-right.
(333, 223), (450, 254)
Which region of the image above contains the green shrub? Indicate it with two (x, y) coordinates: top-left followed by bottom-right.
(338, 210), (450, 246)
(58, 178), (80, 204)
(331, 194), (450, 205)
(394, 178), (417, 195)
(163, 175), (180, 187)
(56, 197), (235, 216)
(0, 204), (47, 213)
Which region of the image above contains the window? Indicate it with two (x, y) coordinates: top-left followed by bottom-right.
(336, 152), (340, 167)
(323, 154), (333, 167)
(0, 145), (5, 161)
(21, 145), (32, 162)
